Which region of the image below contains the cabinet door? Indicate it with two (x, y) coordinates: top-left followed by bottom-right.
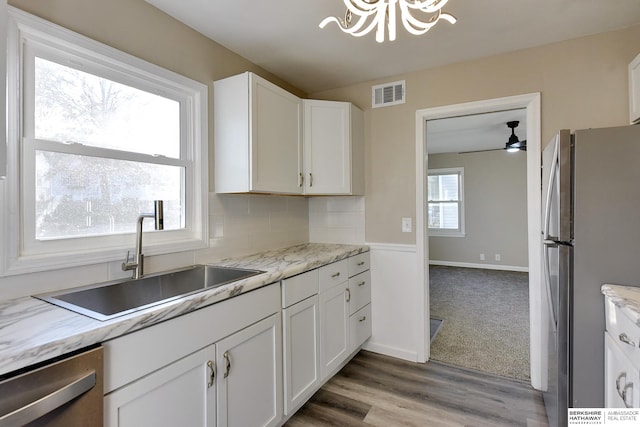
(319, 281), (350, 379)
(605, 332), (640, 408)
(104, 344), (216, 427)
(283, 295), (320, 415)
(216, 313), (283, 427)
(251, 75), (302, 194)
(304, 100), (352, 195)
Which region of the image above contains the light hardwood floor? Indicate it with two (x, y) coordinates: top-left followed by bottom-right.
(285, 351), (549, 427)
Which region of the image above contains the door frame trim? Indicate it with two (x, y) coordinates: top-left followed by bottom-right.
(414, 93), (542, 389)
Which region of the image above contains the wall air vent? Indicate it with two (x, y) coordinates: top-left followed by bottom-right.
(372, 80), (405, 108)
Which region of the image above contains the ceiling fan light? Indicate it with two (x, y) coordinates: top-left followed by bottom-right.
(506, 147), (520, 153)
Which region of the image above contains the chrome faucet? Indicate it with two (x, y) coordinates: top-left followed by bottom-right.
(122, 200), (164, 279)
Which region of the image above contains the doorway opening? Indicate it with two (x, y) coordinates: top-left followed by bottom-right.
(427, 109), (530, 380)
(414, 93), (542, 388)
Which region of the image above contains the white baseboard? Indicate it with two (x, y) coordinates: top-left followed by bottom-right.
(429, 260), (528, 273)
(363, 340), (418, 363)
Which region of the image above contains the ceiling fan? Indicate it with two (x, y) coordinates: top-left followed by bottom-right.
(459, 121), (527, 154)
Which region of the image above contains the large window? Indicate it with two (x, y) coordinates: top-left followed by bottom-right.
(427, 168), (465, 237)
(3, 9), (208, 274)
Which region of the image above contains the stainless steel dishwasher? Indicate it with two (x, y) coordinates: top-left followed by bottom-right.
(0, 346), (103, 426)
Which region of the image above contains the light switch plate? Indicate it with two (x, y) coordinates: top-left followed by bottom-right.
(402, 217), (412, 233)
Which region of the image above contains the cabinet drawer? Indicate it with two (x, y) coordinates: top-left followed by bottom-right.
(348, 252), (370, 277)
(605, 298), (640, 366)
(349, 270), (371, 315)
(281, 269), (319, 308)
(349, 304), (372, 353)
(319, 259), (348, 292)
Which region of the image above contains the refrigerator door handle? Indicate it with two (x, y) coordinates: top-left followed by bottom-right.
(543, 240), (558, 334)
(543, 138), (559, 241)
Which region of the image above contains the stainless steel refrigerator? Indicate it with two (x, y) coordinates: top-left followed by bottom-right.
(541, 125), (640, 427)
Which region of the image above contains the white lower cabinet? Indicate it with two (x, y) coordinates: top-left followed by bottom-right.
(103, 284), (281, 427)
(605, 333), (640, 408)
(216, 313), (282, 427)
(604, 293), (640, 408)
(282, 295), (320, 415)
(105, 345), (216, 427)
(319, 281), (350, 380)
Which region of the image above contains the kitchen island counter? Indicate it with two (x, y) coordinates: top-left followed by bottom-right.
(0, 243), (368, 376)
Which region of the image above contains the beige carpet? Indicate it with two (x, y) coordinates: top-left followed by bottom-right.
(429, 265), (530, 381)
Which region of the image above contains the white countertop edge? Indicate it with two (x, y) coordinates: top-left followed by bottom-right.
(601, 283), (640, 326)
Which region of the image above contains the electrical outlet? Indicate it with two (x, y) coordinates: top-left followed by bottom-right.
(495, 254), (501, 261)
(402, 217), (412, 233)
(480, 253), (485, 261)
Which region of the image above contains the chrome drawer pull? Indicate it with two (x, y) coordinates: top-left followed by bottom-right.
(357, 261), (365, 266)
(359, 316), (367, 322)
(207, 360), (215, 388)
(617, 372), (627, 398)
(619, 333), (636, 347)
(357, 281), (366, 287)
(346, 288), (351, 302)
(623, 382), (634, 408)
(331, 272), (341, 278)
(223, 351), (231, 378)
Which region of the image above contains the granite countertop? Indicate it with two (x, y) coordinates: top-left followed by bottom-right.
(601, 284), (640, 327)
(0, 243), (368, 377)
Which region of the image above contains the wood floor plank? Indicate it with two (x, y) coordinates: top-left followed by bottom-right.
(285, 351), (549, 427)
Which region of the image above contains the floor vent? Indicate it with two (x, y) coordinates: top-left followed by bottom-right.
(372, 80), (405, 108)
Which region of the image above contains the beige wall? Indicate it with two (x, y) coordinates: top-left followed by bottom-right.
(428, 151), (528, 268)
(311, 25), (640, 245)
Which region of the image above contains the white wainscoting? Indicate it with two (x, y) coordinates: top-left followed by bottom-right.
(363, 242), (420, 362)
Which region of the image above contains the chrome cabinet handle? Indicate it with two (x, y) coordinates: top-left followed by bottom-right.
(299, 172), (303, 187)
(619, 333), (636, 347)
(0, 371), (95, 426)
(357, 281), (366, 287)
(623, 382), (634, 408)
(346, 288), (351, 302)
(357, 261), (365, 266)
(617, 372), (627, 398)
(359, 315), (367, 322)
(331, 272), (341, 278)
(207, 360), (215, 388)
(309, 173), (313, 187)
(223, 351), (231, 378)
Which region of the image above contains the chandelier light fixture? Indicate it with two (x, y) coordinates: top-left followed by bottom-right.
(319, 0), (457, 43)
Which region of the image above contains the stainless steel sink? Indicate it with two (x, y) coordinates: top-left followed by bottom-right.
(35, 265), (265, 321)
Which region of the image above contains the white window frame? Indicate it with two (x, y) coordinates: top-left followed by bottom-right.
(427, 167), (465, 237)
(2, 7), (209, 276)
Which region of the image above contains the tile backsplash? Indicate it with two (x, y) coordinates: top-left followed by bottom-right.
(308, 196), (365, 244)
(195, 193), (310, 263)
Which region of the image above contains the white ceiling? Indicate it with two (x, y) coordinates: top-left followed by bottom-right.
(145, 0), (640, 94)
(426, 109), (527, 154)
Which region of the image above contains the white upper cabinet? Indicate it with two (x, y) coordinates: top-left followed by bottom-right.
(214, 73), (365, 196)
(214, 72), (303, 194)
(630, 53), (640, 124)
(303, 100), (364, 195)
